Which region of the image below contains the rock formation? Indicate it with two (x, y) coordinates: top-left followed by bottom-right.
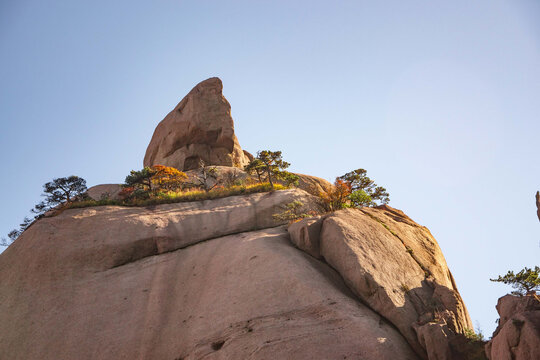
(289, 206), (474, 359)
(485, 294), (540, 360)
(143, 77), (251, 171)
(294, 173), (334, 196)
(0, 191), (476, 359)
(1, 190), (422, 360)
(0, 78), (481, 359)
(87, 184), (123, 200)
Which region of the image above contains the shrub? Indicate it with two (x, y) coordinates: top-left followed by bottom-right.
(118, 186), (135, 200)
(272, 201), (315, 223)
(151, 165), (188, 192)
(319, 169), (390, 212)
(464, 328), (485, 342)
(348, 189), (372, 208)
(68, 182), (286, 209)
(320, 179), (352, 211)
(278, 171), (299, 188)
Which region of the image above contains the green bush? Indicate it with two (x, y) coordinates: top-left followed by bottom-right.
(464, 328), (485, 342)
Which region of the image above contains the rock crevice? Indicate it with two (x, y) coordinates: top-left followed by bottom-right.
(288, 207), (474, 359)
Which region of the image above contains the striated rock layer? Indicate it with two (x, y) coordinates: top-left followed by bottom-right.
(144, 77), (251, 171)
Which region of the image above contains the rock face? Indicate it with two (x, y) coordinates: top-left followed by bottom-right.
(289, 206), (474, 359)
(294, 173), (334, 196)
(0, 77), (476, 359)
(0, 190), (422, 360)
(87, 184), (123, 200)
(144, 77), (251, 171)
(485, 294), (540, 360)
(0, 188), (474, 359)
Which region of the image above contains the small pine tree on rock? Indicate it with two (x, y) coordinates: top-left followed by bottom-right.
(490, 266), (540, 295)
(245, 150), (297, 188)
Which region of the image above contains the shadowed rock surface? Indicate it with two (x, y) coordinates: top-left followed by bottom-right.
(144, 77), (251, 171)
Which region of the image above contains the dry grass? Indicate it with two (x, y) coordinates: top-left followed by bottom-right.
(68, 183), (287, 209)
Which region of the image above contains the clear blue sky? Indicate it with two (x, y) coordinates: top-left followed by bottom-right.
(1, 0), (539, 337)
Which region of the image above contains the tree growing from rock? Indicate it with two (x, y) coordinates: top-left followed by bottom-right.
(490, 266), (540, 295)
(338, 168), (389, 207)
(4, 217), (33, 244)
(245, 150), (298, 188)
(4, 176), (87, 245)
(125, 167), (156, 192)
(244, 158), (266, 183)
(32, 176), (88, 215)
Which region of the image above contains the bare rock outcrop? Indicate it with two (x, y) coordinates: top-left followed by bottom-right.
(87, 184), (123, 200)
(485, 294), (540, 360)
(294, 173), (333, 196)
(144, 77), (251, 171)
(289, 206), (473, 359)
(0, 190), (420, 360)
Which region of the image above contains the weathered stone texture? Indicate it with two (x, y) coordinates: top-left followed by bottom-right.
(144, 77), (250, 171)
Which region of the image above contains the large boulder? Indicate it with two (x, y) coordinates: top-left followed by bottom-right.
(0, 190), (420, 360)
(289, 206), (473, 359)
(294, 173), (333, 197)
(143, 77), (251, 171)
(485, 294), (540, 360)
(86, 184), (123, 200)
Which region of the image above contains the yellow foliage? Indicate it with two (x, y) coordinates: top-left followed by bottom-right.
(150, 165), (188, 192)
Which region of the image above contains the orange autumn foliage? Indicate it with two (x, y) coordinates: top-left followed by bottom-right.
(319, 178), (352, 211)
(151, 165), (188, 192)
(118, 186), (136, 199)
